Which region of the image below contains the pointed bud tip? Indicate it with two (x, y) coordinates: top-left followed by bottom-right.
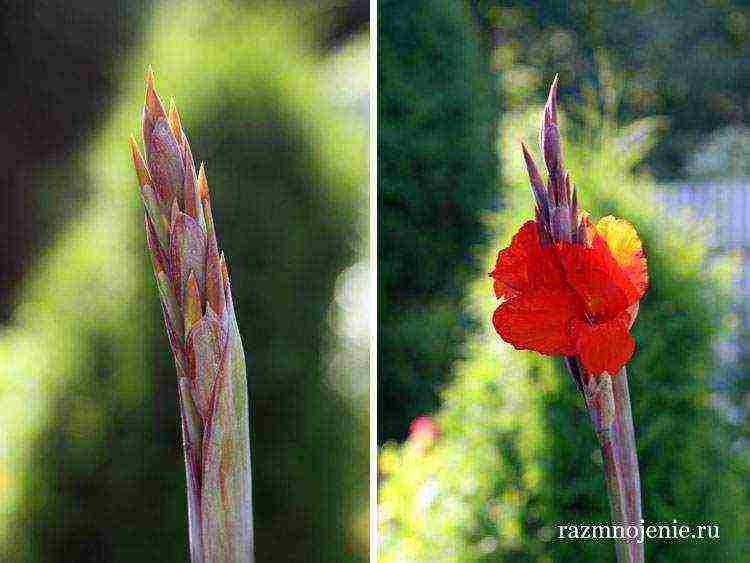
(128, 135), (141, 162)
(545, 75), (559, 122)
(520, 140), (532, 158)
(548, 74), (559, 100)
(197, 163), (209, 198)
(129, 135), (152, 187)
(168, 97), (183, 140)
(143, 65), (167, 123)
(187, 270), (199, 289)
(520, 141), (540, 175)
(206, 239), (226, 317)
(145, 65), (156, 87)
(219, 252), (231, 305)
(219, 251), (228, 274)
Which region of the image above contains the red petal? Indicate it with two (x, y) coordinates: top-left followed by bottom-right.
(620, 255), (648, 301)
(574, 316), (635, 375)
(492, 288), (582, 356)
(595, 216), (648, 301)
(491, 221), (537, 298)
(556, 237), (634, 322)
(592, 233), (643, 305)
(491, 220), (565, 299)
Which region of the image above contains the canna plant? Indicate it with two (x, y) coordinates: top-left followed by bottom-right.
(491, 77), (647, 563)
(129, 67), (254, 562)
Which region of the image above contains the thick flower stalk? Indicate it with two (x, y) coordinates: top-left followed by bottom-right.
(491, 77), (647, 562)
(129, 68), (253, 563)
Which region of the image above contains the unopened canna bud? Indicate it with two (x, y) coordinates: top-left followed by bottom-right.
(129, 67), (253, 563)
(522, 76), (578, 244)
(540, 75), (564, 184)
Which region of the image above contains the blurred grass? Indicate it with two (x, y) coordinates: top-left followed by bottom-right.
(0, 2), (367, 561)
(379, 107), (747, 561)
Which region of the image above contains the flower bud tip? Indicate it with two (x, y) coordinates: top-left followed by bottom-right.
(520, 140), (532, 160)
(143, 65), (166, 125)
(546, 74), (559, 123)
(197, 163), (209, 199)
(219, 252), (229, 283)
(168, 97), (183, 140)
(129, 135), (151, 187)
(145, 65), (156, 88)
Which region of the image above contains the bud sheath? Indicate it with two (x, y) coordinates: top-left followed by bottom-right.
(130, 67), (254, 562)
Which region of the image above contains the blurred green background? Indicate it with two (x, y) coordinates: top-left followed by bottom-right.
(0, 1), (368, 561)
(379, 0), (748, 561)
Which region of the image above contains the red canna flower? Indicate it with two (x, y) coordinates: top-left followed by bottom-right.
(491, 78), (648, 376)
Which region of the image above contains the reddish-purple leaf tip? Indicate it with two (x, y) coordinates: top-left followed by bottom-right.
(546, 74), (559, 124)
(206, 235), (226, 318)
(168, 97), (183, 142)
(144, 66), (166, 123)
(129, 135), (151, 188)
(197, 163), (209, 200)
(145, 65), (156, 87)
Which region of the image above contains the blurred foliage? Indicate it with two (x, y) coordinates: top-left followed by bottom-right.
(379, 109), (747, 561)
(0, 0), (148, 307)
(0, 2), (367, 562)
(378, 0), (499, 442)
(472, 0), (750, 178)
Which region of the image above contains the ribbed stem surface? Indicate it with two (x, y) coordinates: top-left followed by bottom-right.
(586, 367), (644, 562)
